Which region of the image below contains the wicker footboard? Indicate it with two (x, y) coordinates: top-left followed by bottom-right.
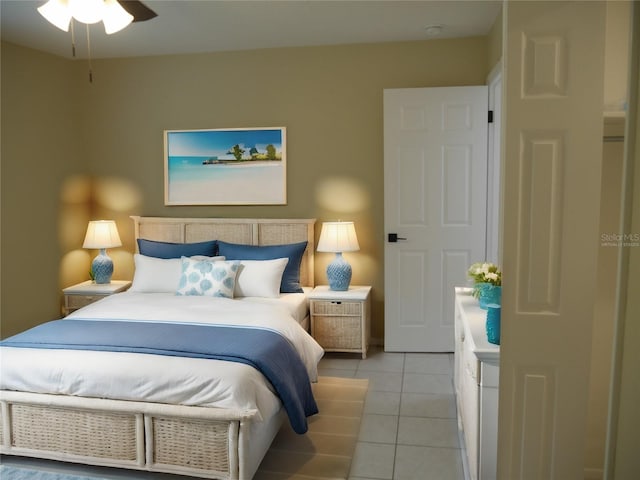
(0, 391), (278, 480)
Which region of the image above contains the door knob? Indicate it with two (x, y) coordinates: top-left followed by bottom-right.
(388, 233), (407, 243)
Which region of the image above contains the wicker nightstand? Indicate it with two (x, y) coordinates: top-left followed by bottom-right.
(63, 280), (131, 315)
(309, 285), (371, 359)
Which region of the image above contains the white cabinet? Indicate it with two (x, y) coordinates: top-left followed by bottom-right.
(454, 287), (500, 480)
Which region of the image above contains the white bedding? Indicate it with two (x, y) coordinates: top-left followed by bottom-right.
(0, 292), (324, 425)
(234, 287), (311, 325)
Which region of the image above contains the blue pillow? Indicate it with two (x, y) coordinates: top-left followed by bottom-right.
(217, 240), (307, 293)
(137, 238), (217, 259)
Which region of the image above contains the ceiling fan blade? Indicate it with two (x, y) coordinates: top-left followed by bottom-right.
(118, 0), (158, 22)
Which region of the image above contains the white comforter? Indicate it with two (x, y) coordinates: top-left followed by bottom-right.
(0, 292), (324, 424)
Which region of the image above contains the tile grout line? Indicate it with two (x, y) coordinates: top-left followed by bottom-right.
(389, 352), (406, 480)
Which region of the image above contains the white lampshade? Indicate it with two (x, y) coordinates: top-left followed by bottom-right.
(69, 0), (104, 24)
(37, 0), (72, 32)
(37, 0), (133, 34)
(102, 0), (133, 34)
(317, 221), (360, 253)
(83, 220), (122, 249)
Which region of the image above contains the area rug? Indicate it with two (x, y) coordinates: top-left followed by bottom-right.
(0, 465), (96, 480)
(254, 376), (369, 480)
(0, 376), (368, 480)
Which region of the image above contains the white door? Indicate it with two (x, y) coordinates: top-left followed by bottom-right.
(499, 2), (606, 478)
(384, 86), (488, 352)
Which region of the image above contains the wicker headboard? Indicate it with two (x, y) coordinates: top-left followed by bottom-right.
(131, 216), (316, 288)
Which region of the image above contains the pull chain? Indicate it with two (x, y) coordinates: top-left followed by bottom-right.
(86, 24), (93, 83)
(69, 20), (94, 83)
(70, 19), (76, 57)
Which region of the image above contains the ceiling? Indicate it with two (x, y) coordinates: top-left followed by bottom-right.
(0, 0), (501, 60)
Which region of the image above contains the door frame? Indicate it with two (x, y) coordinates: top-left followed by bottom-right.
(487, 61), (502, 265)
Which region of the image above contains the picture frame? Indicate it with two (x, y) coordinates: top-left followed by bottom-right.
(164, 127), (287, 205)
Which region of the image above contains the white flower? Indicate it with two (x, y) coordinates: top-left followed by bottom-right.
(468, 261), (502, 286)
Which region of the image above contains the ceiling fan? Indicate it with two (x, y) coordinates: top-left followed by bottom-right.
(37, 0), (158, 81)
(117, 0), (157, 23)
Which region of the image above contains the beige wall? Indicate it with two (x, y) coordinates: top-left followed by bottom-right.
(1, 37), (490, 340)
(0, 43), (88, 337)
(487, 6), (503, 71)
(604, 1), (632, 112)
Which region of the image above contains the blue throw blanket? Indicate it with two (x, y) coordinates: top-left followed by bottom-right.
(1, 319), (318, 434)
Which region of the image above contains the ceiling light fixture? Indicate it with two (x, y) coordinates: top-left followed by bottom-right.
(37, 0), (133, 35)
(37, 0), (134, 82)
(424, 24), (444, 37)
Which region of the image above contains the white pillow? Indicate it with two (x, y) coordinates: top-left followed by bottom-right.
(130, 254), (225, 293)
(176, 258), (240, 298)
(234, 258), (289, 298)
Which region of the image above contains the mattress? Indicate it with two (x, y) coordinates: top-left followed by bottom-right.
(0, 292), (323, 426)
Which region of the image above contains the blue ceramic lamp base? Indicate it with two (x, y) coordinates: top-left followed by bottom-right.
(327, 252), (352, 291)
(92, 248), (114, 284)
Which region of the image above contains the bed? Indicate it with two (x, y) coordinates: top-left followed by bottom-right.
(0, 216), (322, 480)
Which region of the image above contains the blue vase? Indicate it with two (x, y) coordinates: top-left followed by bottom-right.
(91, 248), (114, 284)
(486, 304), (501, 345)
(477, 283), (501, 310)
(326, 252), (352, 291)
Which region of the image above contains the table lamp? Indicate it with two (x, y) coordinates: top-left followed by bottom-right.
(317, 221), (360, 291)
(83, 220), (122, 284)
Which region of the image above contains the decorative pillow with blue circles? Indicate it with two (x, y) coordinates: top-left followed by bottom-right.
(176, 257), (240, 298)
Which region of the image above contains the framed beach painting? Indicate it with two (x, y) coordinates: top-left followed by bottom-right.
(164, 127), (287, 205)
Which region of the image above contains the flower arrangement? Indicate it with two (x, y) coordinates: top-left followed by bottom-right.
(467, 262), (502, 286)
(468, 262), (503, 308)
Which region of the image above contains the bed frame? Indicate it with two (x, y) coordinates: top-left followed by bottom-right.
(0, 217), (316, 479)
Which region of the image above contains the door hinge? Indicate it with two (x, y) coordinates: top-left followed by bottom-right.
(488, 110), (494, 123)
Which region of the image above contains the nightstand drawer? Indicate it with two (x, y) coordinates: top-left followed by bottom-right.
(66, 294), (105, 310)
(313, 316), (362, 350)
(312, 301), (361, 316)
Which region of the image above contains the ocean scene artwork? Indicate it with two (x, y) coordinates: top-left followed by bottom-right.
(164, 127), (286, 205)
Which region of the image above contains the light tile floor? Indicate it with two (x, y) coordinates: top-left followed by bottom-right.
(318, 346), (466, 480)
